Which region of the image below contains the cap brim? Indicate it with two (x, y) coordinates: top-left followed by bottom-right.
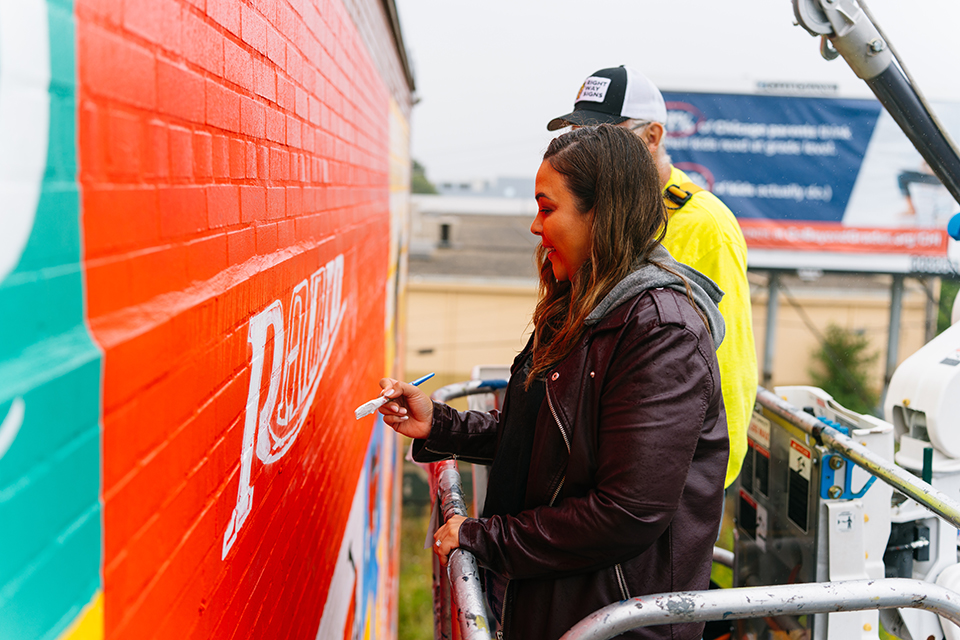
(546, 110), (630, 131)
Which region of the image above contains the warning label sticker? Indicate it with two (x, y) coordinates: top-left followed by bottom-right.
(789, 439), (812, 480)
(788, 439), (812, 531)
(748, 412), (771, 449)
(940, 347), (960, 366)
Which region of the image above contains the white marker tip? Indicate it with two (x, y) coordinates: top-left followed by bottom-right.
(354, 395), (388, 420)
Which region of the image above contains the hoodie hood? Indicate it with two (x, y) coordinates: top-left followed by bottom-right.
(585, 244), (725, 349)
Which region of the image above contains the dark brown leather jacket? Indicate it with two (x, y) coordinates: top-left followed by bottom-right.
(415, 287), (728, 640)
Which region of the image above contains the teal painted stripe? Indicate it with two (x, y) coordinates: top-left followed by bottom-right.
(0, 326), (99, 405)
(0, 503), (101, 640)
(0, 0), (104, 638)
(0, 422), (100, 577)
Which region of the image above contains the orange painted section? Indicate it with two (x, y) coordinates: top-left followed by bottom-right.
(76, 0), (402, 637)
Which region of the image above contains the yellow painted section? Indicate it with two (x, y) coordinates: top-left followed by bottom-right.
(386, 97), (411, 378)
(57, 591), (103, 640)
(388, 99), (411, 193)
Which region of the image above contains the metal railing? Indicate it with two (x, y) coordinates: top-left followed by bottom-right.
(562, 386), (960, 639)
(426, 445), (960, 640)
(712, 546), (734, 568)
(755, 387), (960, 528)
(560, 579), (960, 640)
(427, 380), (506, 640)
(432, 379), (508, 406)
(424, 382), (960, 640)
(432, 461), (494, 640)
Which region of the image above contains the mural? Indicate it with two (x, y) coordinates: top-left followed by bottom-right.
(0, 0), (412, 638)
(316, 421), (400, 640)
(0, 0), (104, 638)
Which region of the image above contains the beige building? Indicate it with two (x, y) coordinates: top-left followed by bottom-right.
(405, 194), (940, 410)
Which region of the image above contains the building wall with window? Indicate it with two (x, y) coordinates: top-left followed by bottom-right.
(406, 277), (933, 405)
(405, 197), (935, 409)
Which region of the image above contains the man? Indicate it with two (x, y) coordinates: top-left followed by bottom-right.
(547, 65), (758, 489)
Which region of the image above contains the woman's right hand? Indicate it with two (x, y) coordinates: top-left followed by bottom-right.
(377, 377), (434, 439)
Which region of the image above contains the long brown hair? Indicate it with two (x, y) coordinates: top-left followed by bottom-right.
(528, 124), (667, 386)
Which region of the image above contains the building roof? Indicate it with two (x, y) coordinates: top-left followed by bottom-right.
(410, 195), (540, 281)
(381, 0), (415, 91)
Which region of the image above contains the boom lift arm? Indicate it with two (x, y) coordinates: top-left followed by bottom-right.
(793, 0), (960, 209)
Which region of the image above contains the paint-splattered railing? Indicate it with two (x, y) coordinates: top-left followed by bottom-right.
(428, 380), (507, 640)
(432, 461), (494, 640)
(559, 579), (960, 640)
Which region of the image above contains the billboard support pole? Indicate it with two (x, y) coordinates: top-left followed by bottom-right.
(762, 271), (781, 387)
(924, 277), (939, 343)
(883, 274), (904, 404)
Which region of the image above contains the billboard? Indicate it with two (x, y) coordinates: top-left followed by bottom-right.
(662, 91), (960, 274)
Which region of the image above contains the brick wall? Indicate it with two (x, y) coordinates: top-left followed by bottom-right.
(0, 1), (104, 637)
(0, 0), (411, 637)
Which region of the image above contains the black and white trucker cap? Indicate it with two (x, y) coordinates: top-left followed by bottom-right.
(547, 66), (667, 131)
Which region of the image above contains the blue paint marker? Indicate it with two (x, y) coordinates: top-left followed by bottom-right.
(353, 372), (436, 420)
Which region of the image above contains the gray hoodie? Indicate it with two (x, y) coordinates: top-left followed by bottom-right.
(585, 244), (726, 350)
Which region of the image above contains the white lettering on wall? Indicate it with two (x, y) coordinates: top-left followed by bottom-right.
(222, 254), (347, 559)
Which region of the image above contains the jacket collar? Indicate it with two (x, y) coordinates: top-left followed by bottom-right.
(584, 244), (725, 349)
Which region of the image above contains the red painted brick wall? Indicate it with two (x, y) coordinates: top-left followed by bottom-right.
(75, 0), (411, 636)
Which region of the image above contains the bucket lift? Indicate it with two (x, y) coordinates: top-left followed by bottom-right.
(733, 2), (960, 638)
(735, 385), (894, 640)
(735, 374), (960, 640)
(882, 319), (960, 640)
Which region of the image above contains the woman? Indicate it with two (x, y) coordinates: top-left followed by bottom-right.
(380, 124), (728, 640)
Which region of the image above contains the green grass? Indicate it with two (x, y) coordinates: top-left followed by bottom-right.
(397, 457), (481, 639)
(399, 462), (435, 640)
(398, 505), (433, 640)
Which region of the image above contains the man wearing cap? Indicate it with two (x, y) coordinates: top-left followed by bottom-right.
(547, 65), (757, 490)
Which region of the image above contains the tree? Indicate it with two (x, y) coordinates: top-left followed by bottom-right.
(937, 277), (960, 334)
(411, 159), (438, 194)
(808, 323), (879, 415)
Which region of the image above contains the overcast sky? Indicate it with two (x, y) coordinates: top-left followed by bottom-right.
(394, 0), (960, 185)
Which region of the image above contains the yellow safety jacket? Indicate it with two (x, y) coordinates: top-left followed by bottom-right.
(662, 166), (758, 488)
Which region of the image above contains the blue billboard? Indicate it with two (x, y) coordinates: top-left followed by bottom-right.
(661, 91), (960, 273)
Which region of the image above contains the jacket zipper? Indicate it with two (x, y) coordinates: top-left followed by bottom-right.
(500, 385), (568, 638)
(499, 580), (511, 640)
(545, 387), (571, 454)
(615, 563), (630, 600)
(545, 388), (569, 506)
(548, 477), (565, 506)
(423, 445), (483, 464)
(548, 372), (629, 610)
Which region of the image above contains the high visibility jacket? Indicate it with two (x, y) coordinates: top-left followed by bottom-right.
(662, 166), (758, 488)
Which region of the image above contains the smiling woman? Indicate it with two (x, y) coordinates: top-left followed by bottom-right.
(531, 162), (594, 283)
(526, 124), (682, 385)
(377, 124), (732, 640)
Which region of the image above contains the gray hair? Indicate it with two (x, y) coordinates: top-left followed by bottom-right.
(622, 119), (671, 162)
